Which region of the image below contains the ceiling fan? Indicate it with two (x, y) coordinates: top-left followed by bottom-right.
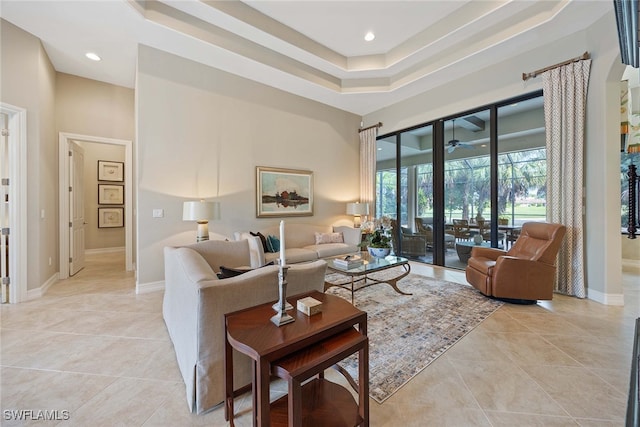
(447, 119), (475, 153)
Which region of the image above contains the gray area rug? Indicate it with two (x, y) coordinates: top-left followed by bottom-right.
(325, 271), (503, 403)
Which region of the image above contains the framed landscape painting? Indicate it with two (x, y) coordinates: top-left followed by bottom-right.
(256, 166), (313, 217)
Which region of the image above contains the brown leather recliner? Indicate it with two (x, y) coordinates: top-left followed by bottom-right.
(465, 222), (566, 302)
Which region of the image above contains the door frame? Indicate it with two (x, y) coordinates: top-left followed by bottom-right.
(0, 103), (27, 303)
(59, 132), (133, 279)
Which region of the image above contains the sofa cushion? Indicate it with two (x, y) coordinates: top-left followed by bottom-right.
(306, 243), (359, 259)
(314, 232), (344, 244)
(332, 226), (362, 246)
(185, 239), (251, 273)
(264, 247), (318, 264)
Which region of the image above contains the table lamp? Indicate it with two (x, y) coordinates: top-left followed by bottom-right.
(183, 200), (220, 242)
(346, 202), (369, 228)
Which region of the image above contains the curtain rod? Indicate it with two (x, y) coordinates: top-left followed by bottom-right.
(358, 122), (383, 133)
(522, 51), (590, 81)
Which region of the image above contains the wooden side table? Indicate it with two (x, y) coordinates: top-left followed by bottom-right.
(224, 291), (368, 427)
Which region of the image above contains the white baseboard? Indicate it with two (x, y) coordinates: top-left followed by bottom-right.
(587, 288), (625, 306)
(86, 247), (125, 255)
(27, 272), (59, 300)
(136, 280), (164, 294)
(622, 258), (640, 273)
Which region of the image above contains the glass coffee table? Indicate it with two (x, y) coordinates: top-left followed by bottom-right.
(325, 253), (411, 304)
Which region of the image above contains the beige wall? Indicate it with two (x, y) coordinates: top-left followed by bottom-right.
(55, 73), (134, 252)
(80, 142), (126, 250)
(364, 11), (626, 303)
(1, 20), (135, 291)
(136, 46), (361, 285)
(56, 73), (134, 139)
(622, 236), (640, 260)
(1, 19), (57, 290)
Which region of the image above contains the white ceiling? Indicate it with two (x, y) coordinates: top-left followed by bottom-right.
(0, 0), (613, 115)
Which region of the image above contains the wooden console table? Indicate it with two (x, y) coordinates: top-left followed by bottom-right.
(224, 291), (369, 426)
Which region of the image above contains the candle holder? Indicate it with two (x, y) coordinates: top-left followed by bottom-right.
(270, 265), (295, 327)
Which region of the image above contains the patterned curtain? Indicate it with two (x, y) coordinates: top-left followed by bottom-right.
(359, 127), (378, 220)
(542, 59), (591, 298)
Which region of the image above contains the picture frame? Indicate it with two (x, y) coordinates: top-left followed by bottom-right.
(98, 184), (124, 205)
(98, 207), (124, 228)
(256, 166), (313, 217)
(97, 160), (124, 182)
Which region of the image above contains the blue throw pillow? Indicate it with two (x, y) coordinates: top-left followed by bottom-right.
(266, 235), (280, 253)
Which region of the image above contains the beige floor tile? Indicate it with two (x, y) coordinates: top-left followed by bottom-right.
(142, 382), (229, 426)
(383, 355), (480, 409)
(588, 366), (634, 396)
(474, 310), (535, 333)
(451, 358), (568, 416)
(443, 328), (511, 361)
(541, 333), (632, 370)
(0, 253), (636, 426)
(63, 377), (177, 426)
(57, 336), (166, 377)
(484, 331), (582, 367)
(521, 364), (627, 421)
(484, 410), (580, 426)
(0, 367), (115, 418)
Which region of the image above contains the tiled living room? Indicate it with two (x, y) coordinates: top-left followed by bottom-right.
(1, 251), (638, 426)
(2, 1), (640, 426)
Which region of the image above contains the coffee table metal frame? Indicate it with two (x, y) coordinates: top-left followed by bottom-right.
(324, 254), (412, 304)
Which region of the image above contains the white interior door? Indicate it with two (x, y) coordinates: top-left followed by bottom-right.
(69, 141), (85, 275)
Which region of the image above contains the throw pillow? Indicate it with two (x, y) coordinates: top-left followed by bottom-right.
(250, 231), (268, 252)
(266, 235), (280, 253)
(218, 266), (251, 279)
(314, 232), (344, 245)
(218, 261), (275, 279)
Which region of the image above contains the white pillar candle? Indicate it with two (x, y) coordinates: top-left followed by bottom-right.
(279, 220), (286, 266)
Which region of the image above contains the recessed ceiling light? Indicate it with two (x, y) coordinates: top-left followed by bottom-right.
(85, 52), (101, 61)
(364, 32), (375, 42)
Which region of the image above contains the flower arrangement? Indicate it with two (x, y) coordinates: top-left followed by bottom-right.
(361, 216), (392, 234)
(366, 228), (391, 248)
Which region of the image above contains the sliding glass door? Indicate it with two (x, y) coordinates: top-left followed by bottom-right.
(375, 91), (544, 270)
(443, 111), (492, 269)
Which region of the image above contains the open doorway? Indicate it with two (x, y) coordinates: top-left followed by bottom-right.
(0, 103), (27, 303)
(58, 132), (133, 280)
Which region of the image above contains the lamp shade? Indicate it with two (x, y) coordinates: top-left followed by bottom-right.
(346, 202), (369, 216)
(182, 201), (220, 221)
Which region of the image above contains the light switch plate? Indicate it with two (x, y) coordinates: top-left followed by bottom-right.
(152, 209), (164, 218)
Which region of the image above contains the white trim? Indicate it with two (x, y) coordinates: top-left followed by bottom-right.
(1, 103), (28, 303)
(85, 247), (125, 255)
(136, 280), (164, 294)
(59, 133), (134, 279)
(587, 288), (625, 306)
(26, 272), (59, 300)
